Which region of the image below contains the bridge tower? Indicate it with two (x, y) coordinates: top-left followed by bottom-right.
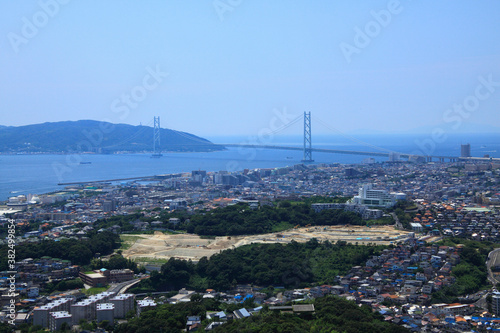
(152, 116), (162, 157)
(302, 111), (313, 162)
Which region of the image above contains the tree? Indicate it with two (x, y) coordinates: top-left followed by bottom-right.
(59, 322), (70, 331)
(99, 320), (110, 330)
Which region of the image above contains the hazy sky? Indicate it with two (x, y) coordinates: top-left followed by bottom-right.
(1, 1), (500, 136)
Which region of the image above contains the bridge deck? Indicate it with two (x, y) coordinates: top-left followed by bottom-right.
(222, 144), (500, 161)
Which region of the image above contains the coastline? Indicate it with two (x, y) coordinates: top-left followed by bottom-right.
(2, 132), (500, 202)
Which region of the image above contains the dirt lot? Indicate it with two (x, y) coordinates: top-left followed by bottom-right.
(122, 225), (411, 262)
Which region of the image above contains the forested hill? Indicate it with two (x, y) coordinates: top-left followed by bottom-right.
(0, 120), (224, 153)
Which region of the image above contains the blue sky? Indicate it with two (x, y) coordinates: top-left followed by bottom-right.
(1, 1), (500, 136)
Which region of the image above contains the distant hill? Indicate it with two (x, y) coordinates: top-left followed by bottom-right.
(0, 120), (224, 153)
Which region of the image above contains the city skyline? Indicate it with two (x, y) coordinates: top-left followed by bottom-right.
(1, 1), (500, 136)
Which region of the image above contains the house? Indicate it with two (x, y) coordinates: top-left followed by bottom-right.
(401, 285), (417, 295)
(205, 321), (224, 331)
(422, 283), (433, 295)
(233, 308), (251, 319)
(331, 286), (346, 295)
(292, 304), (315, 313)
(168, 288), (196, 304)
(207, 311), (227, 321)
(186, 316), (202, 331)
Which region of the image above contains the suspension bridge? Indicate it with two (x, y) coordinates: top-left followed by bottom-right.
(91, 114), (498, 163)
(56, 114), (497, 186)
(150, 113), (497, 163)
(215, 112), (497, 163)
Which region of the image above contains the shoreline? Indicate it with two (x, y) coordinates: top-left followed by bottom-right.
(0, 149), (226, 156)
(2, 139), (500, 202)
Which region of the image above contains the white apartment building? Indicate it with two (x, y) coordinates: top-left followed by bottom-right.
(137, 299), (157, 315)
(492, 292), (500, 316)
(70, 291), (116, 324)
(110, 293), (135, 318)
(48, 311), (72, 332)
(33, 298), (73, 328)
(351, 184), (396, 208)
(71, 299), (94, 325)
(96, 303), (115, 326)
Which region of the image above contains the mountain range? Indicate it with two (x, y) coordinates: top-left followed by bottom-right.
(0, 120), (224, 153)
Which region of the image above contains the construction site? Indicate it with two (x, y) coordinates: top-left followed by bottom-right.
(122, 225), (412, 263)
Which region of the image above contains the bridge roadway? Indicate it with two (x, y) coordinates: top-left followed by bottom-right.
(222, 143), (500, 162)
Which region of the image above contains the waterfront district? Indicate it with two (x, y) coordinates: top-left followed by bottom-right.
(2, 159), (500, 332)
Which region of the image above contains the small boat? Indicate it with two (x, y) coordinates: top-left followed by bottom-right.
(80, 162), (92, 164)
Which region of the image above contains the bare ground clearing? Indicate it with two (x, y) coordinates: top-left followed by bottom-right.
(122, 225), (410, 262)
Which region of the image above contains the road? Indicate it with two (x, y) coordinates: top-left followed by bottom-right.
(107, 278), (144, 294)
(390, 212), (403, 230)
(475, 290), (490, 311)
(471, 248), (500, 311)
(221, 144), (497, 162)
(487, 248), (500, 286)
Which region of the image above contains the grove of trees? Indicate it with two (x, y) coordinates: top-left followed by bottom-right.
(432, 238), (491, 303)
(132, 239), (386, 292)
(186, 201), (366, 236)
(0, 231), (120, 271)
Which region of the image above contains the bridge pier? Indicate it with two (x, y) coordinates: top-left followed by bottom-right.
(302, 111), (314, 162)
(152, 116), (162, 157)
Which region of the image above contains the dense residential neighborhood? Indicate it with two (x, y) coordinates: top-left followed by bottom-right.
(1, 160), (500, 332)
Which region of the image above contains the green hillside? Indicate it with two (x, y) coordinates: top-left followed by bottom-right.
(0, 120), (223, 153)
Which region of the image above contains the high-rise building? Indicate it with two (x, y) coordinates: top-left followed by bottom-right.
(191, 170), (207, 182)
(102, 199), (116, 212)
(351, 184), (396, 208)
(388, 152), (400, 162)
(492, 292), (500, 316)
(461, 144), (471, 157)
(190, 170), (207, 186)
